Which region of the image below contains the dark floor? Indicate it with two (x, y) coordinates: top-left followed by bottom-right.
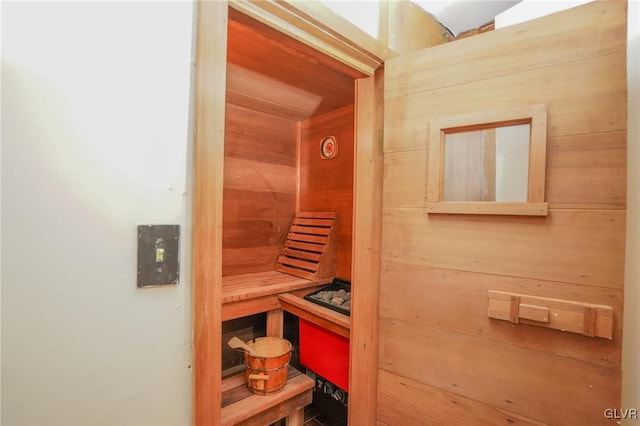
(303, 405), (340, 426)
(270, 406), (340, 426)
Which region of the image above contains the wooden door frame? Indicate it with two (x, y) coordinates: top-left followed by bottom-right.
(192, 1), (393, 425)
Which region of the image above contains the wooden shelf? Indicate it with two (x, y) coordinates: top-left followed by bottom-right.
(221, 366), (314, 426)
(222, 271), (331, 304)
(221, 271), (331, 321)
(279, 293), (350, 338)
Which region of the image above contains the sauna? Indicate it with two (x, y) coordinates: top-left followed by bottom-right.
(193, 3), (387, 425)
(217, 10), (365, 424)
(194, 2), (629, 426)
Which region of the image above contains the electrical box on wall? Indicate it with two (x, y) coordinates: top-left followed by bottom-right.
(137, 225), (180, 287)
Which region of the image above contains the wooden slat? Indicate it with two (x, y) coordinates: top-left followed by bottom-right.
(283, 240), (325, 253)
(289, 225), (331, 236)
(296, 211), (337, 219)
(274, 265), (317, 280)
(285, 232), (327, 245)
(293, 217), (335, 227)
(380, 318), (621, 426)
(280, 248), (321, 262)
(276, 256), (319, 272)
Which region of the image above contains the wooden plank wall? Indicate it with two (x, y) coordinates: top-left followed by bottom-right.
(299, 104), (355, 280)
(379, 2), (627, 425)
(222, 102), (298, 276)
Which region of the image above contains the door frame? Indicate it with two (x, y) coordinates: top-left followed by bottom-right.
(192, 2), (393, 424)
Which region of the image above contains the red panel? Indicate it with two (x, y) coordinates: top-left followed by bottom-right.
(299, 319), (350, 391)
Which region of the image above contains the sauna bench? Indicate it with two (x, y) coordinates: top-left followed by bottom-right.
(221, 271), (332, 322)
(221, 366), (314, 426)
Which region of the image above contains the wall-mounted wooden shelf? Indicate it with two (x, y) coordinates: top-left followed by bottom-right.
(487, 290), (614, 339)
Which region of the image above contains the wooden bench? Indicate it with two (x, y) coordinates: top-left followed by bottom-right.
(220, 212), (337, 425)
(221, 212), (338, 323)
(221, 367), (314, 426)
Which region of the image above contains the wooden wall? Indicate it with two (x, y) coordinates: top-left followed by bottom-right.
(299, 104), (355, 280)
(222, 102), (297, 276)
(379, 2), (627, 425)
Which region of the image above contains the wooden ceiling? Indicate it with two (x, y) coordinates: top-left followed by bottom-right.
(226, 8), (366, 121)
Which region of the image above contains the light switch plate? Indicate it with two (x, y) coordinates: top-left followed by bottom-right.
(137, 225), (180, 287)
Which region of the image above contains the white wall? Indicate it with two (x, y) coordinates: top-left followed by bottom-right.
(623, 0), (640, 424)
(1, 2), (194, 425)
(320, 0), (379, 39)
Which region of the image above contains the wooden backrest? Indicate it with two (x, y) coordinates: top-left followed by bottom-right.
(275, 212), (337, 281)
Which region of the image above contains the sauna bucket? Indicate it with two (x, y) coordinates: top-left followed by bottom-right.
(243, 337), (292, 395)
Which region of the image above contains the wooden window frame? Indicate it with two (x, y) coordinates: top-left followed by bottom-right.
(425, 104), (549, 216)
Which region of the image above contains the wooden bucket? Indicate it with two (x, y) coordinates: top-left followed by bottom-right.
(243, 337), (292, 395)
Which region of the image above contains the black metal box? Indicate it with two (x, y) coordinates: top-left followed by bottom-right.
(303, 278), (351, 316)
